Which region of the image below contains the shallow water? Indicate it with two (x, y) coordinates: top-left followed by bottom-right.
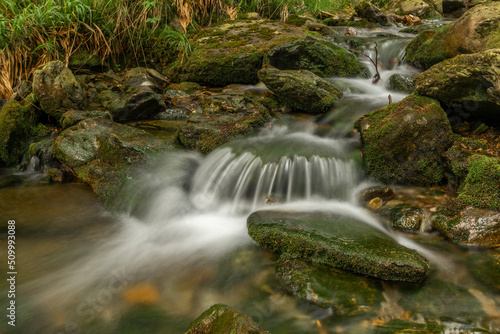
(1, 26), (500, 334)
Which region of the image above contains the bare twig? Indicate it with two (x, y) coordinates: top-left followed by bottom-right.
(388, 94), (392, 104)
(350, 41), (381, 84)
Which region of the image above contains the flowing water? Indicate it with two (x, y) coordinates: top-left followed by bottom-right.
(1, 27), (500, 334)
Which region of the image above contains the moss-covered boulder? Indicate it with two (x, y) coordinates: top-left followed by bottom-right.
(60, 109), (110, 129)
(168, 20), (306, 87)
(176, 91), (271, 153)
(96, 68), (166, 122)
(32, 60), (86, 121)
(414, 50), (500, 120)
(432, 206), (500, 247)
(68, 50), (105, 72)
(258, 67), (342, 113)
(405, 2), (500, 69)
(380, 203), (425, 232)
(458, 155), (500, 210)
(354, 94), (453, 186)
(0, 96), (39, 166)
(53, 118), (174, 200)
(185, 304), (268, 334)
(388, 74), (415, 94)
(247, 210), (431, 282)
(354, 1), (389, 26)
(265, 39), (368, 78)
(385, 0), (442, 19)
(276, 258), (383, 315)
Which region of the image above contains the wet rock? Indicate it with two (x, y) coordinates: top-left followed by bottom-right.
(380, 203), (425, 232)
(97, 69), (167, 122)
(258, 67), (342, 113)
(265, 38), (368, 78)
(468, 249), (500, 292)
(276, 258), (383, 315)
(247, 210), (431, 282)
(399, 20), (449, 33)
(168, 19), (306, 87)
(354, 1), (389, 26)
(385, 0), (443, 19)
(60, 109), (110, 129)
(53, 118), (174, 201)
(359, 185), (395, 203)
(414, 50), (500, 121)
(185, 304), (269, 334)
(0, 95), (39, 166)
(176, 91), (271, 153)
(405, 2), (500, 69)
(432, 206), (500, 247)
(354, 94), (453, 186)
(388, 74), (415, 93)
(457, 155), (500, 210)
(32, 60), (86, 121)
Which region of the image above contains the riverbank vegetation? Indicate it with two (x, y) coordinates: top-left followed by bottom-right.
(0, 0), (368, 99)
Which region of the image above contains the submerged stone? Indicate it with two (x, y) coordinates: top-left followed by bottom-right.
(354, 94), (452, 186)
(468, 249), (500, 292)
(258, 67), (343, 113)
(265, 39), (368, 78)
(414, 50), (500, 120)
(185, 304), (269, 334)
(276, 258), (383, 315)
(247, 210), (431, 282)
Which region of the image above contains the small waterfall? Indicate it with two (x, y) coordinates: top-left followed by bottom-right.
(26, 156), (40, 172)
(190, 133), (361, 213)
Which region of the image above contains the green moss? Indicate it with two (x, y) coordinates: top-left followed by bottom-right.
(380, 204), (424, 232)
(458, 155), (500, 210)
(285, 14), (308, 27)
(452, 134), (487, 150)
(247, 210), (431, 282)
(0, 99), (38, 166)
(354, 94), (452, 186)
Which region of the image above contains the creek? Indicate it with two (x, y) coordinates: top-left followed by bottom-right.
(0, 25), (499, 334)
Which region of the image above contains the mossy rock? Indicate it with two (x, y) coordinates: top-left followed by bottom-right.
(53, 118), (175, 201)
(385, 0), (442, 19)
(458, 155), (500, 210)
(432, 206), (500, 247)
(374, 319), (443, 334)
(32, 60), (86, 121)
(60, 109), (110, 129)
(405, 2), (500, 69)
(0, 97), (39, 166)
(168, 20), (306, 87)
(380, 203), (425, 232)
(354, 94), (452, 186)
(276, 258), (383, 315)
(176, 91), (271, 153)
(388, 74), (415, 94)
(354, 1), (389, 26)
(258, 67), (343, 113)
(247, 210), (431, 282)
(185, 304), (269, 334)
(414, 49), (500, 120)
(265, 38), (369, 78)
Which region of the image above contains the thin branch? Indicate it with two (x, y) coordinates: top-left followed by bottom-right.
(350, 41), (381, 84)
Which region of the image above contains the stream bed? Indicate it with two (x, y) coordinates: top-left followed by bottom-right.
(1, 25), (499, 334)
